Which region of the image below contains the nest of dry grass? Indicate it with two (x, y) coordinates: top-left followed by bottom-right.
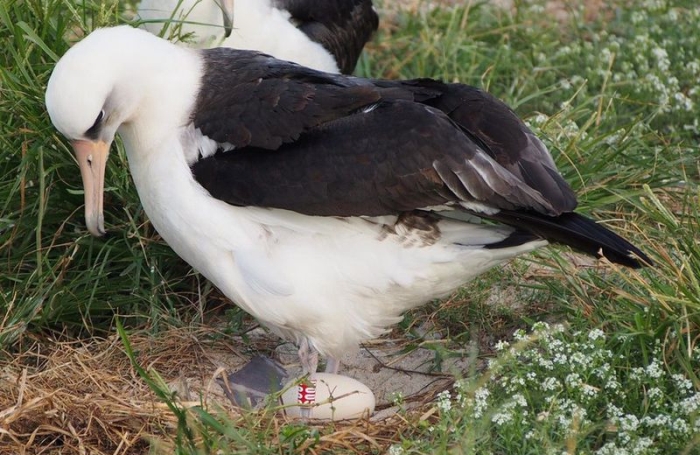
(0, 328), (229, 455)
(0, 327), (447, 455)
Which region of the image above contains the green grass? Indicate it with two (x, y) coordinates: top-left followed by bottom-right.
(0, 0), (212, 345)
(1, 0), (699, 453)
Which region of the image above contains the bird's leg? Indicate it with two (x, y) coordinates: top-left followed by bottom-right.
(298, 338), (319, 374)
(324, 357), (341, 374)
(297, 339), (319, 420)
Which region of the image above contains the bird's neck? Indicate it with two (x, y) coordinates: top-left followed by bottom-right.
(110, 40), (244, 248)
(116, 44), (202, 153)
(119, 128), (261, 278)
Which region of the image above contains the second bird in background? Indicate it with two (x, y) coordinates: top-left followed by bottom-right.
(136, 0), (378, 74)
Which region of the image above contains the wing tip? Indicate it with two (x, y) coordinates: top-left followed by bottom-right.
(599, 246), (654, 269)
(486, 210), (654, 269)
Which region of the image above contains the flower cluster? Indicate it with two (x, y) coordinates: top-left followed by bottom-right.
(553, 5), (698, 124)
(431, 322), (698, 453)
(510, 2), (700, 141)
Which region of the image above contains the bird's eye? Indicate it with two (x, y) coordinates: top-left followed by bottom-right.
(85, 110), (105, 138)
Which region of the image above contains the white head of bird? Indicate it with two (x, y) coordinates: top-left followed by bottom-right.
(45, 26), (201, 236)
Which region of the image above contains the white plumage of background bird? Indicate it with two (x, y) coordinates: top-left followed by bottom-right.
(45, 26), (651, 376)
(136, 0), (378, 74)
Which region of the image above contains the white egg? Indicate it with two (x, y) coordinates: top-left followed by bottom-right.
(280, 373), (376, 420)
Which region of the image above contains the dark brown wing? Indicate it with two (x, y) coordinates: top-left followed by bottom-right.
(194, 48), (381, 149)
(192, 99), (559, 216)
(373, 79), (578, 214)
(193, 53), (570, 215)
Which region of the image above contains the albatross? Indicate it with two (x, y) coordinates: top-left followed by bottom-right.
(137, 0), (378, 73)
(45, 26), (651, 375)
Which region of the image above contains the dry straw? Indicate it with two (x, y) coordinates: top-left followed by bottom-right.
(0, 327), (444, 454)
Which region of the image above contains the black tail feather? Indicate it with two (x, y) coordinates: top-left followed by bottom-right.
(486, 210), (653, 268)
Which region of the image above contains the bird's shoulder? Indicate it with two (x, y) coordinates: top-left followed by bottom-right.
(194, 48), (380, 149)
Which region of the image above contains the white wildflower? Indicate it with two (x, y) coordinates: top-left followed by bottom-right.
(642, 0), (667, 12)
(672, 374), (693, 390)
(454, 379), (469, 406)
(619, 414), (640, 432)
(641, 413), (670, 428)
(436, 390), (452, 413)
(645, 358), (664, 379)
(596, 442), (629, 455)
(570, 352), (587, 366)
(537, 357), (554, 370)
(647, 387), (663, 400)
(513, 328), (528, 341)
(631, 437), (654, 454)
(564, 373), (581, 388)
(491, 411), (513, 426)
(667, 8), (679, 21)
(630, 367), (643, 381)
(527, 3), (545, 14)
(473, 387), (490, 418)
(581, 384), (598, 398)
(542, 377), (560, 392)
(630, 11), (647, 24)
(494, 340), (510, 351)
(593, 362), (611, 378)
(556, 46), (572, 57)
(604, 378), (620, 390)
(550, 339), (565, 352)
(651, 46), (670, 72)
(512, 393), (528, 408)
(688, 60), (700, 75)
(570, 75), (585, 86)
(532, 321), (550, 333)
(588, 329), (606, 341)
(672, 418), (690, 434)
(607, 404), (624, 418)
(678, 392), (700, 415)
(673, 92), (694, 111)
